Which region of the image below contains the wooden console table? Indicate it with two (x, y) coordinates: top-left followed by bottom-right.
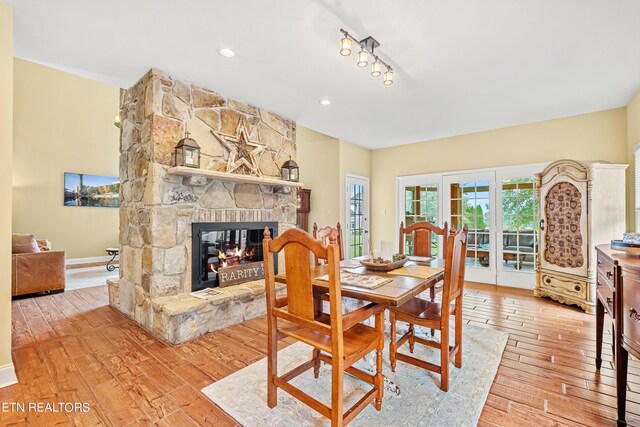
(595, 244), (640, 426)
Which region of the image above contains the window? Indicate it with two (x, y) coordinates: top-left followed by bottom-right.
(449, 180), (491, 268)
(501, 178), (538, 272)
(348, 182), (367, 258)
(403, 184), (439, 255)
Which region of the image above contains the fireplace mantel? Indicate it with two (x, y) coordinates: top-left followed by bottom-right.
(167, 166), (304, 188)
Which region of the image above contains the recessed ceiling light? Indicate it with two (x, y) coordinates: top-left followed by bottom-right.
(319, 99), (331, 106)
(218, 48), (236, 58)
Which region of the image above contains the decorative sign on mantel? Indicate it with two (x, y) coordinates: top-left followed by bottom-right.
(218, 261), (265, 288)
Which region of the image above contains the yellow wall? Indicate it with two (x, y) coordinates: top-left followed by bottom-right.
(296, 126), (371, 257)
(0, 2), (14, 379)
(13, 59), (120, 259)
(296, 126), (341, 230)
(627, 90), (640, 231)
(370, 108), (628, 251)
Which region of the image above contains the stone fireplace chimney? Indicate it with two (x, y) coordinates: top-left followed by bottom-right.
(108, 69), (295, 344)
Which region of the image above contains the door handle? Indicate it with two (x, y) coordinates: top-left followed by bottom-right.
(539, 219), (545, 231)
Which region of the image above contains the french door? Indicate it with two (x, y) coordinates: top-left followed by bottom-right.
(398, 163), (545, 288)
(495, 167), (541, 288)
(345, 175), (370, 259)
(443, 172), (496, 284)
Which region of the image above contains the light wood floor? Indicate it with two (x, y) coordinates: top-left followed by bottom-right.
(2, 283), (639, 426)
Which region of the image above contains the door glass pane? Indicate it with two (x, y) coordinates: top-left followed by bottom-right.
(450, 181), (490, 268)
(403, 184), (439, 256)
(350, 183), (365, 258)
(501, 177), (538, 272)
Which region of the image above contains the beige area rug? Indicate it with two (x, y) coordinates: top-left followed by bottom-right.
(202, 323), (508, 426)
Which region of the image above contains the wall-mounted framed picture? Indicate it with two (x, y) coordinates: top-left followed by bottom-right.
(64, 173), (120, 208)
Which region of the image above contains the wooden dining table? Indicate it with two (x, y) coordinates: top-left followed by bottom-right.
(274, 256), (445, 309)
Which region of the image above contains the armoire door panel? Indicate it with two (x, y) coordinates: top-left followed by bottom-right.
(538, 165), (589, 278)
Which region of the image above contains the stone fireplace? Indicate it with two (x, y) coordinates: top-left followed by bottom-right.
(107, 69), (295, 344)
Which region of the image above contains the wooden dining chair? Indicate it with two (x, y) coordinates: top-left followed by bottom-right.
(313, 222), (344, 264)
(263, 227), (385, 426)
(399, 220), (448, 258)
(399, 220), (449, 301)
(389, 225), (468, 392)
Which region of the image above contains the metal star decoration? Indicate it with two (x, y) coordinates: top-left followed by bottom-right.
(211, 117), (266, 176)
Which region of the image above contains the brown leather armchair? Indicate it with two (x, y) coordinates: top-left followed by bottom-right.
(11, 234), (66, 297)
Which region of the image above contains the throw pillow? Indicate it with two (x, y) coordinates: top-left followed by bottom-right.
(12, 234), (41, 254)
(36, 239), (51, 251)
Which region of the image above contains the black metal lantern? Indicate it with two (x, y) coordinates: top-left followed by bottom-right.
(175, 130), (200, 168)
(280, 156), (299, 182)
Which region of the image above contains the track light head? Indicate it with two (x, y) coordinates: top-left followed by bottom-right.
(339, 36), (352, 56)
(357, 48), (368, 67)
(371, 58), (382, 77)
(383, 68), (394, 85)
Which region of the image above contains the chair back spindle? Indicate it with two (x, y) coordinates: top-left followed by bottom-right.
(441, 225), (468, 306)
(413, 228), (432, 257)
(283, 242), (316, 319)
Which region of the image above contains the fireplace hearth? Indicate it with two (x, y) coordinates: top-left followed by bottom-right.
(192, 222), (278, 291)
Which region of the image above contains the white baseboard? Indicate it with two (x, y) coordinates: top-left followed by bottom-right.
(0, 364), (17, 389)
(66, 255), (113, 266)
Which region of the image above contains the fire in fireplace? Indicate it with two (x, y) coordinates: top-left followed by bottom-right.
(211, 246), (257, 272)
(192, 222), (278, 291)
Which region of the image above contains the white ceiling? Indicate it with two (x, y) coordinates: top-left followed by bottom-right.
(7, 0), (640, 149)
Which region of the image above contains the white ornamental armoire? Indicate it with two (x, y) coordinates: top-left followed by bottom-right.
(535, 160), (627, 314)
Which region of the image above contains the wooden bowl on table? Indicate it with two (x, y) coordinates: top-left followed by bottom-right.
(359, 255), (409, 271)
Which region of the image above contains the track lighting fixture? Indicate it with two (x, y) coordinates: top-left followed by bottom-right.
(339, 28), (394, 86)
